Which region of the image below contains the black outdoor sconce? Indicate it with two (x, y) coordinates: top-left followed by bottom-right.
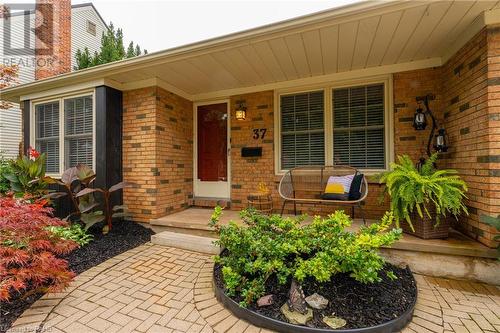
(434, 128), (449, 152)
(413, 94), (449, 157)
(235, 100), (247, 121)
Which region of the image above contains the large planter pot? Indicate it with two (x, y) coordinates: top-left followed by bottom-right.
(400, 210), (450, 239)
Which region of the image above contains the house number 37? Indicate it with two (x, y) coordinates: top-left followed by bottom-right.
(253, 128), (267, 140)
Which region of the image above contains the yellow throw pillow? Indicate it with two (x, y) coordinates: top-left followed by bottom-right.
(324, 183), (344, 194)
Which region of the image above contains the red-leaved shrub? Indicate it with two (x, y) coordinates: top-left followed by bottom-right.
(0, 197), (78, 301)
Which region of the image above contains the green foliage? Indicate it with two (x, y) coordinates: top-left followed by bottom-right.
(0, 155), (14, 194)
(379, 154), (468, 231)
(75, 23), (147, 70)
(45, 164), (132, 233)
(480, 214), (500, 258)
(45, 224), (93, 246)
(212, 209), (401, 307)
(4, 149), (48, 198)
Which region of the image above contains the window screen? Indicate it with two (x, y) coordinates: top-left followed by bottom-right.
(333, 84), (385, 169)
(35, 102), (60, 174)
(281, 91), (324, 169)
(64, 96), (93, 168)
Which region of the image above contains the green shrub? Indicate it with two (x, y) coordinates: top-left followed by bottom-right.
(480, 214), (499, 259)
(379, 153), (468, 230)
(210, 208), (401, 306)
(0, 156), (13, 194)
(4, 148), (48, 198)
(45, 224), (93, 246)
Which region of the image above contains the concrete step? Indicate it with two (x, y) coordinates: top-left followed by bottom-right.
(151, 231), (220, 255)
(192, 197), (231, 208)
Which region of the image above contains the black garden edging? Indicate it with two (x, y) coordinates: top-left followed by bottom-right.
(213, 267), (417, 333)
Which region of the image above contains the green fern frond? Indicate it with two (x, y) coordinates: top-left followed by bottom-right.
(378, 153), (468, 229)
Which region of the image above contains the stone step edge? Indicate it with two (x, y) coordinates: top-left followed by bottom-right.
(151, 231), (221, 255)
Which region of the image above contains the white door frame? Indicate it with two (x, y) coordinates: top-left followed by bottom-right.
(193, 100), (231, 198)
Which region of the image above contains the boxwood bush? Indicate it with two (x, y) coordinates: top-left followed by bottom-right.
(210, 208), (402, 306)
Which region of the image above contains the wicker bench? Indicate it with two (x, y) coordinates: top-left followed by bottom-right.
(278, 165), (368, 223)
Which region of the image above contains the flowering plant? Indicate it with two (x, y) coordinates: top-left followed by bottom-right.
(28, 146), (41, 160)
(4, 148), (48, 198)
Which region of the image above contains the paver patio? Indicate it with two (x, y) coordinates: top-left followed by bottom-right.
(7, 243), (500, 333)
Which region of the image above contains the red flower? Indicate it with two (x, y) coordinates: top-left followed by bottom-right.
(28, 146), (40, 159)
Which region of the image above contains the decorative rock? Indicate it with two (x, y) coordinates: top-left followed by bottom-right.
(305, 293), (329, 310)
(323, 316), (347, 329)
(280, 303), (313, 326)
(287, 279), (307, 314)
(257, 294), (274, 307)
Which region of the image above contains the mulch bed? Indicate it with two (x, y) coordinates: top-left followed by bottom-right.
(0, 220), (155, 333)
(214, 260), (417, 330)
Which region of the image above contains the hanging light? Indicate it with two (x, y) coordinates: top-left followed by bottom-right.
(413, 105), (427, 130)
(434, 128), (448, 152)
(235, 101), (247, 121)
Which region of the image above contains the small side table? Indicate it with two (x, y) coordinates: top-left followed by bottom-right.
(247, 192), (273, 214)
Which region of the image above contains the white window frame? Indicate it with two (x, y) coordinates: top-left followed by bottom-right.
(30, 90), (96, 177)
(274, 74), (394, 175)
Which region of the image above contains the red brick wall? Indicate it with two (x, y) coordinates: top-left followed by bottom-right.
(229, 92), (276, 209)
(35, 0), (71, 80)
(122, 86), (193, 222)
(393, 68), (443, 161)
(436, 27), (499, 247)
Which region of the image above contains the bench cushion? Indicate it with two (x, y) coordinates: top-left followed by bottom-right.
(321, 192), (349, 200)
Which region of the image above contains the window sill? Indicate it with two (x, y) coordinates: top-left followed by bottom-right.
(273, 172), (385, 184)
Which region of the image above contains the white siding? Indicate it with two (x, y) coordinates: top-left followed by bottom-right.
(71, 6), (107, 70)
(0, 5), (105, 158)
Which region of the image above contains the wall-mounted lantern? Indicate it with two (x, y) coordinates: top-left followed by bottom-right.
(235, 100), (247, 120)
(434, 128), (449, 152)
(414, 94), (449, 158)
(412, 106), (427, 130)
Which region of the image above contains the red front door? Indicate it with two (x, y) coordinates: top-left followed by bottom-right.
(197, 103), (228, 182)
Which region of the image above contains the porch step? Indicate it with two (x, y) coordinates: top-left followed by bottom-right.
(151, 231), (220, 254)
(192, 197), (231, 208)
(150, 208), (499, 285)
(150, 207), (241, 237)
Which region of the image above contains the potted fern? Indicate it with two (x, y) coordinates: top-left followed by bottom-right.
(379, 154), (468, 239)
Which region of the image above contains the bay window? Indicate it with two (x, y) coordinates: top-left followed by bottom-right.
(278, 80), (390, 172)
(33, 93), (94, 175)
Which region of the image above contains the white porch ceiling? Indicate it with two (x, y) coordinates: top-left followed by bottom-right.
(107, 1), (500, 95)
(3, 0), (500, 102)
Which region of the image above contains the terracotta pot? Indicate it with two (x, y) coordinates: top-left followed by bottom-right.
(400, 209), (450, 239)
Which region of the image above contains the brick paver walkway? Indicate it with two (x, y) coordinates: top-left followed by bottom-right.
(7, 244), (500, 333)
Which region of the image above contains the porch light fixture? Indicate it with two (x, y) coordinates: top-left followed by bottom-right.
(412, 106), (427, 130)
(434, 128), (449, 152)
(414, 94), (449, 157)
(235, 101), (247, 120)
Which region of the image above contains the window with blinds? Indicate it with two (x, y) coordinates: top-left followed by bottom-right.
(281, 91), (325, 169)
(64, 96), (93, 169)
(332, 84), (385, 169)
(35, 102), (60, 174)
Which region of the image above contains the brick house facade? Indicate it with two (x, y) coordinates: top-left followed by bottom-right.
(117, 28), (499, 248)
(4, 2), (499, 248)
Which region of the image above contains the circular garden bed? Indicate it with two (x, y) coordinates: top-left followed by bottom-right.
(214, 261), (417, 332)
